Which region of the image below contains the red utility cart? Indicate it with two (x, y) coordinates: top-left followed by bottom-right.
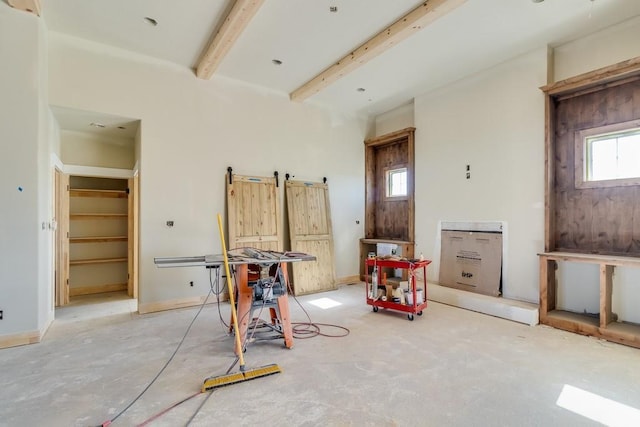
(365, 258), (431, 320)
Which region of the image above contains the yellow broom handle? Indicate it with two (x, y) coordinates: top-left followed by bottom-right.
(217, 214), (245, 369)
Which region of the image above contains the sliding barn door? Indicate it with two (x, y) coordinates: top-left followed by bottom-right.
(227, 174), (282, 251)
(285, 180), (336, 295)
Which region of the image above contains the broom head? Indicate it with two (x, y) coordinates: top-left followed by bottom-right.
(202, 364), (282, 392)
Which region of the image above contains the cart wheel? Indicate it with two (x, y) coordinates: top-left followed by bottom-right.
(417, 311), (423, 316)
(373, 306), (378, 312)
(408, 314), (414, 321)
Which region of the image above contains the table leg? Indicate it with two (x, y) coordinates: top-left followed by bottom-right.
(234, 264), (253, 356)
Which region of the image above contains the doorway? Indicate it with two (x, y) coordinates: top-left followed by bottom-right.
(55, 174), (138, 309)
(50, 105), (140, 312)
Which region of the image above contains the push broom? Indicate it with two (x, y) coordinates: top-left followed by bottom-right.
(201, 214), (281, 391)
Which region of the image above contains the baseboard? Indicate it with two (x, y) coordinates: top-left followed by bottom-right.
(0, 312), (55, 349)
(426, 282), (539, 326)
(0, 330), (41, 349)
(138, 294), (219, 314)
(336, 275), (360, 286)
(69, 283), (127, 297)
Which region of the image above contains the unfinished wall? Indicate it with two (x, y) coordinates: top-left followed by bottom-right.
(0, 4), (54, 343)
(414, 47), (548, 303)
(48, 33), (366, 310)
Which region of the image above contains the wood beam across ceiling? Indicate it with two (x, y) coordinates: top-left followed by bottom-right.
(290, 0), (467, 102)
(7, 0), (41, 16)
(196, 0), (265, 80)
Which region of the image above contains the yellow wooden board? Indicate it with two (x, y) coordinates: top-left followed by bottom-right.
(285, 180), (336, 295)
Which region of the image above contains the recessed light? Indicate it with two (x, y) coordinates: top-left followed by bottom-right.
(117, 126), (126, 130)
(89, 122), (105, 128)
(272, 59), (283, 65)
(356, 87), (366, 92)
(531, 0), (544, 3)
(329, 6), (338, 13)
(144, 17), (158, 26)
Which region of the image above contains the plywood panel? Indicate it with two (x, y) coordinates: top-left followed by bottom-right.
(285, 180), (336, 295)
(227, 174), (282, 252)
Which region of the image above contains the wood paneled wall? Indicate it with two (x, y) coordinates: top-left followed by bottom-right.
(364, 128), (415, 242)
(550, 77), (640, 255)
(374, 141), (410, 240)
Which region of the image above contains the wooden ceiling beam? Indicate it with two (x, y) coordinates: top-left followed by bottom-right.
(196, 0), (265, 80)
(290, 0), (467, 102)
(7, 0), (41, 16)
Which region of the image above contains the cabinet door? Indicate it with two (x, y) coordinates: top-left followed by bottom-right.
(286, 180), (336, 295)
(226, 174), (282, 251)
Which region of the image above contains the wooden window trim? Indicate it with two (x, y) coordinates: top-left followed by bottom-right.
(384, 165), (409, 201)
(574, 119), (640, 189)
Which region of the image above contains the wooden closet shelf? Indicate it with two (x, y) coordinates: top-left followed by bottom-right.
(70, 236), (128, 243)
(70, 213), (128, 219)
(70, 189), (128, 198)
(69, 283), (128, 297)
(70, 257), (127, 265)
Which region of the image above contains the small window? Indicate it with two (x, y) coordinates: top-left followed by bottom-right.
(386, 167), (407, 198)
(575, 121), (640, 189)
(586, 129), (640, 182)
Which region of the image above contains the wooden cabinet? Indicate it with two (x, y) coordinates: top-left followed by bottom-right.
(68, 178), (129, 297)
(359, 238), (414, 281)
(539, 252), (640, 349)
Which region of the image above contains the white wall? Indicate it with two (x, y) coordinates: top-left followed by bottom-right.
(554, 15), (640, 81)
(48, 33), (367, 308)
(374, 102), (414, 137)
(60, 130), (135, 169)
(414, 48), (548, 303)
(0, 4), (53, 339)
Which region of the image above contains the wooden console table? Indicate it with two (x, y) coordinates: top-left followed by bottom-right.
(539, 251), (640, 348)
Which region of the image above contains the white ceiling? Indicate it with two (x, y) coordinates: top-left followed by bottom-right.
(41, 0), (640, 120)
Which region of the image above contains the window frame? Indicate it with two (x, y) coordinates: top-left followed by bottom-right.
(384, 165), (408, 200)
(574, 119), (640, 189)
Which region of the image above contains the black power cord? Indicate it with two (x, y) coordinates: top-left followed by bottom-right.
(96, 287), (213, 426)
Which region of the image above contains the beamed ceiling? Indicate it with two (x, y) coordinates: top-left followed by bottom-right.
(9, 0), (640, 118)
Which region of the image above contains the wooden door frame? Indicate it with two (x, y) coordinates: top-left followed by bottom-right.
(54, 168), (70, 306)
(55, 169), (139, 306)
(128, 173), (139, 299)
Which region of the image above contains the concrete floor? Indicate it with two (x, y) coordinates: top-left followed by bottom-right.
(1, 284), (640, 427)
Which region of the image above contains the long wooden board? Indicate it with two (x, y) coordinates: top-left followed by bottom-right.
(285, 180), (336, 295)
(227, 174), (282, 252)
